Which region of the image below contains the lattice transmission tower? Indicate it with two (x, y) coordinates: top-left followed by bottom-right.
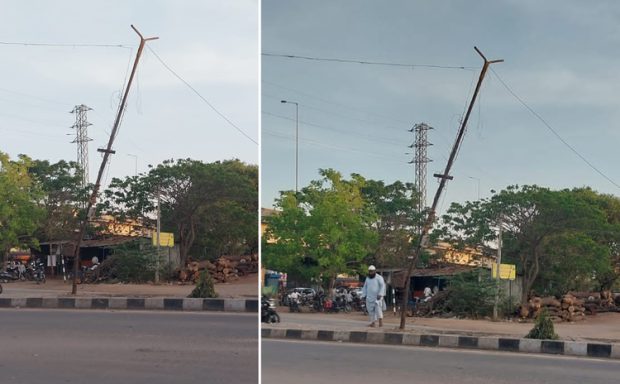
(408, 123), (433, 226)
(70, 104), (93, 188)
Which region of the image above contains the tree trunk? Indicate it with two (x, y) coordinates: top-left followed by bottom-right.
(177, 215), (197, 266)
(328, 275), (337, 299)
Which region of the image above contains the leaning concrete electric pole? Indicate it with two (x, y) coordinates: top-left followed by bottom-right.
(70, 25), (158, 294)
(399, 47), (502, 329)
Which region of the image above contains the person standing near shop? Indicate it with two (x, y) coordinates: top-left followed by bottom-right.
(361, 265), (386, 327)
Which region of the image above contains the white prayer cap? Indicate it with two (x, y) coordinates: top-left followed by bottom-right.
(368, 265), (376, 271)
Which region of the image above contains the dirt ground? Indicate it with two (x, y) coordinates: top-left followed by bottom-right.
(0, 274), (258, 298)
(269, 308), (620, 343)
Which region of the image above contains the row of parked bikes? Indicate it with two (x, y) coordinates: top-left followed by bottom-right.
(0, 260), (46, 284)
(282, 287), (367, 314)
(261, 287), (369, 324)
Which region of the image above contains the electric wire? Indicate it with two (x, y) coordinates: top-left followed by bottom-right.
(491, 68), (620, 190)
(263, 130), (402, 164)
(262, 110), (404, 147)
(146, 46), (258, 145)
(0, 41), (132, 49)
(262, 53), (476, 70)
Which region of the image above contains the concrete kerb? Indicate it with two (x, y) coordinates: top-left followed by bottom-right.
(224, 299), (247, 312)
(263, 327), (620, 360)
(145, 297), (165, 310)
(182, 298), (204, 311)
(564, 341), (587, 357)
(0, 296), (256, 312)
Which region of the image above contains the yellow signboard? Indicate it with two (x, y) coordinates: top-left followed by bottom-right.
(492, 263), (516, 280)
(152, 231), (174, 247)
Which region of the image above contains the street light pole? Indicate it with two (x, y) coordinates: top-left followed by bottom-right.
(468, 176), (481, 200)
(155, 184), (161, 284)
(493, 215), (503, 320)
(127, 154), (138, 176)
(281, 100), (299, 194)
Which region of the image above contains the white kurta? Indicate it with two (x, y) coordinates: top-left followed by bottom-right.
(362, 274), (386, 322)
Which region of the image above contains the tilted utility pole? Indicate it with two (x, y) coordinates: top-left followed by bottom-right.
(399, 47), (502, 329)
(70, 25), (158, 294)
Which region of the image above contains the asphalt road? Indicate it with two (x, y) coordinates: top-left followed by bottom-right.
(0, 309), (258, 384)
(262, 339), (620, 384)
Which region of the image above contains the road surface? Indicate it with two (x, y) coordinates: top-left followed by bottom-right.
(268, 309), (620, 342)
(0, 309), (258, 384)
(263, 339), (620, 384)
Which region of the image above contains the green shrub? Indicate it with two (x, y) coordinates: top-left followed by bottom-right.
(188, 270), (218, 298)
(445, 269), (497, 318)
(525, 310), (559, 340)
(103, 240), (157, 283)
(498, 295), (519, 318)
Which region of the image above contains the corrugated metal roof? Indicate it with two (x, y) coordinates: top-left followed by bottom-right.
(40, 236), (139, 248)
(390, 264), (478, 287)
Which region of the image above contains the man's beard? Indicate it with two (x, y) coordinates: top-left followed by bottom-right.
(368, 273), (376, 279)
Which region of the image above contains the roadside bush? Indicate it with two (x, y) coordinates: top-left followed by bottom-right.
(525, 310), (559, 340)
(498, 296), (519, 318)
(188, 269), (218, 298)
(445, 269), (497, 319)
(262, 285), (277, 298)
(104, 240), (156, 283)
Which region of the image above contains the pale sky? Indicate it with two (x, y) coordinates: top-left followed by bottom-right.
(0, 0), (258, 185)
(262, 0), (620, 209)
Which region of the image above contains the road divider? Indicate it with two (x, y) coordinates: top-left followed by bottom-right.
(262, 327), (620, 360)
(0, 296), (258, 312)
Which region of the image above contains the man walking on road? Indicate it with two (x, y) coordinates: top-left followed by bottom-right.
(362, 265), (386, 327)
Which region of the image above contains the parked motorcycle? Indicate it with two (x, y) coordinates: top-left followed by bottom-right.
(0, 269), (20, 283)
(34, 261), (46, 284)
(1, 260), (27, 282)
(287, 292), (302, 313)
(312, 293), (326, 313)
(332, 293), (352, 313)
(261, 296), (280, 323)
(80, 264), (100, 284)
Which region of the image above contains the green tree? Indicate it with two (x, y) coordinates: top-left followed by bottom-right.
(537, 232), (611, 296)
(440, 185), (611, 304)
(262, 192), (314, 282)
(361, 179), (422, 268)
(569, 188), (620, 290)
(28, 159), (87, 242)
(263, 169), (378, 291)
(100, 158), (257, 265)
(0, 152), (43, 260)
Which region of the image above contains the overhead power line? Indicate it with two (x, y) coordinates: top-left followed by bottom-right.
(0, 41), (132, 49)
(263, 80), (412, 125)
(263, 130), (402, 164)
(262, 52), (476, 70)
(262, 110), (403, 147)
(146, 46), (258, 145)
(491, 68), (620, 190)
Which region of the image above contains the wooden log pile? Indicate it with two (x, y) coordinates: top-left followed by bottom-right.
(178, 254), (258, 284)
(519, 294), (587, 322)
(519, 291), (620, 322)
(568, 291), (619, 315)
